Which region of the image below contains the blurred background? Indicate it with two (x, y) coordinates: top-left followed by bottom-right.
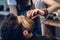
(0, 0), (60, 40)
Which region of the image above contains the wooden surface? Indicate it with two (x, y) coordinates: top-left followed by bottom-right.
(43, 19), (60, 39)
(43, 20), (60, 27)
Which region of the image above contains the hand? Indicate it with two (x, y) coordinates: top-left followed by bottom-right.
(27, 9), (45, 19)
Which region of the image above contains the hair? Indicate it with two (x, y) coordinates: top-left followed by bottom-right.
(1, 14), (34, 40)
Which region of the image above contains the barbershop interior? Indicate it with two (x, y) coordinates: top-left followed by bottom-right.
(0, 0), (60, 40)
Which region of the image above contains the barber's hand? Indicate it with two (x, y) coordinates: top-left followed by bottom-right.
(27, 9), (45, 19)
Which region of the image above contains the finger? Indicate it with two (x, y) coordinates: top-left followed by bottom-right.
(27, 10), (34, 18)
(28, 10), (33, 18)
(32, 9), (39, 16)
(31, 10), (35, 17)
(31, 15), (38, 19)
(27, 10), (32, 18)
(38, 10), (45, 15)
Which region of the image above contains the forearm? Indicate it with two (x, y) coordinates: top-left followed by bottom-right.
(47, 3), (60, 13)
(8, 5), (18, 16)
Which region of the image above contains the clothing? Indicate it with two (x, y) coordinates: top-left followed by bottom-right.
(7, 0), (44, 36)
(7, 0), (44, 14)
(32, 0), (44, 35)
(33, 0), (43, 8)
(7, 0), (32, 15)
(7, 0), (43, 8)
(7, 0), (43, 34)
(1, 14), (57, 40)
(7, 0), (17, 5)
(7, 0), (31, 6)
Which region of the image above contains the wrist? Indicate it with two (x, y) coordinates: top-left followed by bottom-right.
(37, 9), (45, 15)
(43, 9), (48, 16)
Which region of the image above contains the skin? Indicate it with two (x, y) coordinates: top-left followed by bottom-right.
(44, 0), (60, 13)
(8, 0), (60, 16)
(8, 5), (18, 16)
(8, 0), (29, 16)
(17, 16), (34, 38)
(8, 0), (60, 38)
(27, 0), (60, 19)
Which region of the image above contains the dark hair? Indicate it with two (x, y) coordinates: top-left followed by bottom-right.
(1, 14), (24, 40)
(1, 14), (57, 40)
(1, 14), (34, 40)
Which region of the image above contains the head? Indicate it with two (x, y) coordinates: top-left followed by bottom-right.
(1, 14), (34, 40)
(17, 15), (34, 38)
